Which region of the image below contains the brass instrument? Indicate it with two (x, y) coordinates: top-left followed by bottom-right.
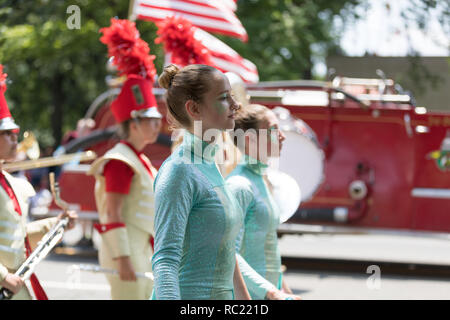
(3, 150), (97, 172)
(16, 131), (40, 160)
(4, 129), (97, 172)
(0, 173), (70, 300)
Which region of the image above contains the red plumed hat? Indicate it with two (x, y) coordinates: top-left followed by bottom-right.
(0, 65), (19, 131)
(155, 16), (212, 67)
(100, 18), (161, 123)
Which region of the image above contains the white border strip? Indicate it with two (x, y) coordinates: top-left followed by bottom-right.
(41, 281), (110, 291)
(411, 188), (450, 200)
(277, 223), (450, 240)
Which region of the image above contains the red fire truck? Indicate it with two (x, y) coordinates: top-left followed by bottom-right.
(49, 73), (450, 243)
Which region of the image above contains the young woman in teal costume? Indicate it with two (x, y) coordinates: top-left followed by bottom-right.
(151, 64), (251, 300)
(227, 104), (301, 300)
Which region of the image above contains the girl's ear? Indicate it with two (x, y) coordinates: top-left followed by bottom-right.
(129, 119), (138, 133)
(185, 99), (202, 120)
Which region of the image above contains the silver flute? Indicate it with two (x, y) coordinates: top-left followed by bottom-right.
(0, 172), (69, 300)
(0, 216), (69, 300)
(70, 264), (154, 280)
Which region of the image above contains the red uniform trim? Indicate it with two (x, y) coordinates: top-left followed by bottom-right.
(0, 172), (48, 300)
(0, 172), (22, 215)
(25, 238), (48, 300)
(120, 141), (154, 179)
(93, 222), (126, 234)
(149, 236), (154, 252)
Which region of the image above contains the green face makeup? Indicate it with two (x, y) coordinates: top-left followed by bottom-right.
(214, 92), (231, 115)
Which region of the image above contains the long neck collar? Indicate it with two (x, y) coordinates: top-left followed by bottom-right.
(242, 154), (269, 175)
(182, 130), (219, 163)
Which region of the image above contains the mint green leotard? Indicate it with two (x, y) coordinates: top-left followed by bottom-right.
(226, 155), (283, 299)
(151, 131), (242, 300)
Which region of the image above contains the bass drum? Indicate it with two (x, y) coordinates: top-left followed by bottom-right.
(266, 169), (302, 223)
(271, 106), (325, 202)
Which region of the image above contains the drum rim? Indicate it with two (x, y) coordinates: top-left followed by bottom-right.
(273, 108), (326, 202)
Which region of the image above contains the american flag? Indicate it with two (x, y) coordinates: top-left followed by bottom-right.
(193, 28), (258, 83)
(222, 0), (237, 12)
(163, 27), (258, 83)
(131, 0), (248, 41)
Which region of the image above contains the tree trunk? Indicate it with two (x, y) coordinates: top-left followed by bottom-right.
(302, 50), (313, 80)
(51, 73), (64, 149)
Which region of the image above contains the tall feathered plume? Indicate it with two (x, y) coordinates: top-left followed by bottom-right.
(155, 16), (212, 66)
(100, 18), (156, 80)
(0, 65), (7, 93)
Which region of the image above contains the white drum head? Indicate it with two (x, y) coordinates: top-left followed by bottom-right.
(267, 169), (302, 223)
(279, 131), (324, 201)
(271, 107), (325, 202)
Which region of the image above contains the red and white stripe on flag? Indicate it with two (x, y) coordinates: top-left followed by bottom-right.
(132, 0), (248, 41)
(194, 28), (258, 83)
(222, 0), (237, 12)
(164, 28), (259, 83)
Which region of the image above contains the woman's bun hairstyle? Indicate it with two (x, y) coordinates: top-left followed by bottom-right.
(158, 64), (180, 89)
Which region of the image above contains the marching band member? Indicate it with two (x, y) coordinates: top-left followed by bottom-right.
(226, 103), (301, 300)
(87, 18), (162, 300)
(152, 64), (250, 300)
(0, 65), (77, 300)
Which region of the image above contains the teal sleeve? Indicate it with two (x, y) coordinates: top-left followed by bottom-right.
(226, 175), (254, 252)
(227, 175), (276, 299)
(152, 162), (195, 300)
(237, 254), (276, 299)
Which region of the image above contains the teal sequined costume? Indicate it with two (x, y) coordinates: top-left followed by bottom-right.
(227, 155), (282, 299)
(152, 131), (242, 300)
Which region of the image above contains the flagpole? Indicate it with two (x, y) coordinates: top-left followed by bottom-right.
(128, 0), (137, 21)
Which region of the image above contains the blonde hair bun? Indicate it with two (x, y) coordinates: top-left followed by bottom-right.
(158, 64), (180, 89)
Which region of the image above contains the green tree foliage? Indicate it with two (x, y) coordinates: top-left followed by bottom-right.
(0, 0), (164, 147)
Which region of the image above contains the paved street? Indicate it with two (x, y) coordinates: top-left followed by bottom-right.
(277, 232), (450, 265)
(284, 271), (450, 300)
(29, 232), (450, 300)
